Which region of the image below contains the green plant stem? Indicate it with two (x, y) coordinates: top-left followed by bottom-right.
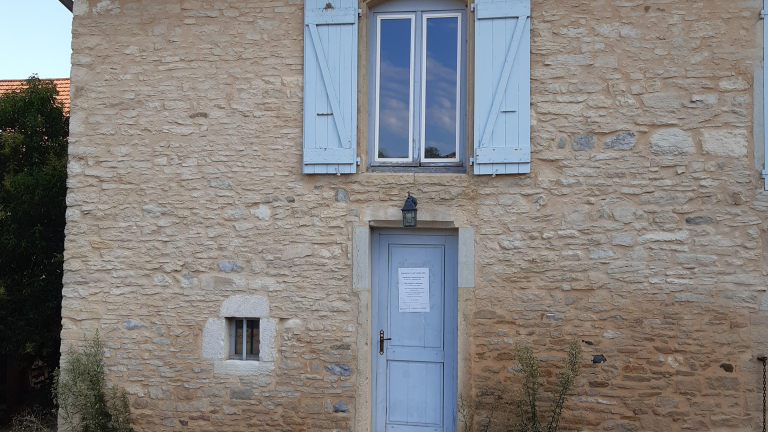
(54, 333), (133, 432)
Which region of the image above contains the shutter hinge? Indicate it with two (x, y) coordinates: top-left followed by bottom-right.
(469, 157), (475, 166)
(470, 3), (475, 12)
(762, 169), (767, 179)
(357, 157), (361, 166)
(358, 8), (362, 17)
(762, 10), (766, 19)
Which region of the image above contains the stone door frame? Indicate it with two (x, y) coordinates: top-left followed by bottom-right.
(351, 211), (474, 432)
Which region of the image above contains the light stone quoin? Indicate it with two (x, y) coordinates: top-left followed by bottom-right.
(702, 129), (749, 158)
(649, 128), (696, 156)
(60, 0), (768, 431)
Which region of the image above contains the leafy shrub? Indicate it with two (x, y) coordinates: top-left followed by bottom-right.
(54, 334), (133, 432)
(458, 340), (583, 432)
(513, 340), (582, 432)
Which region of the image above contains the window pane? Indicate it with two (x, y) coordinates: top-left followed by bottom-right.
(377, 18), (413, 160)
(246, 319), (260, 358)
(423, 16), (459, 160)
(234, 320), (243, 355)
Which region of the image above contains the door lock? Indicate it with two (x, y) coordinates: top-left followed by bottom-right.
(379, 330), (392, 355)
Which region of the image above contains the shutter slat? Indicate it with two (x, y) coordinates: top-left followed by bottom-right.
(475, 2), (530, 20)
(473, 0), (530, 176)
(304, 148), (356, 163)
(304, 7), (319, 155)
(502, 16), (517, 150)
(474, 9), (493, 176)
(305, 8), (357, 24)
(475, 147), (528, 163)
(303, 0), (358, 174)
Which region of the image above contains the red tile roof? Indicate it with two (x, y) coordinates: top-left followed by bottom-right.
(0, 78), (70, 112)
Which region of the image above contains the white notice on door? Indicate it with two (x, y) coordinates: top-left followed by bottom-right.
(398, 268), (430, 313)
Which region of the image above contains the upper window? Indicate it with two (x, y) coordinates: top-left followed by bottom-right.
(369, 1), (467, 170)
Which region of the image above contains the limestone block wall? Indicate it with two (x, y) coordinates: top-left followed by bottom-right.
(63, 0), (768, 431)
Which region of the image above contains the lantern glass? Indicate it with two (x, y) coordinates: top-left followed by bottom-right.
(402, 210), (417, 227)
(401, 193), (418, 227)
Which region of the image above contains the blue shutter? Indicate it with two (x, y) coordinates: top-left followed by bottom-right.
(303, 0), (358, 174)
(473, 0), (531, 175)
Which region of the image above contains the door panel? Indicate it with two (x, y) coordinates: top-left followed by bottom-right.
(372, 231), (458, 432)
(386, 361), (443, 426)
(388, 245), (445, 350)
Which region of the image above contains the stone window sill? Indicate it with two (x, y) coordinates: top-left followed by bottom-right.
(213, 360), (275, 376)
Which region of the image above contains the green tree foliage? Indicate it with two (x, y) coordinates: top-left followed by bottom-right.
(0, 76), (68, 394)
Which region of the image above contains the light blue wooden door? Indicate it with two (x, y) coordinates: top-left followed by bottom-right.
(372, 231), (458, 432)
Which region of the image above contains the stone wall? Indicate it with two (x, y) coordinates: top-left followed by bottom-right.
(63, 0), (768, 431)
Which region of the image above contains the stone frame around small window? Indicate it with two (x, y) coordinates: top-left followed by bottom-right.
(366, 0), (469, 173)
(201, 295), (277, 376)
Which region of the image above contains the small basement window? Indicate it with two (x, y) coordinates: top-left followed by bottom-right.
(229, 318), (260, 361)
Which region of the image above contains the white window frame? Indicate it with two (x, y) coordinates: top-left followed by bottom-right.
(374, 14), (416, 163)
(367, 0), (468, 172)
(763, 3), (768, 189)
(419, 12), (462, 164)
(228, 318), (260, 361)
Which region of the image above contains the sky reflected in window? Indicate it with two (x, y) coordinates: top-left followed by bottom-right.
(423, 17), (458, 159)
(377, 18), (412, 160)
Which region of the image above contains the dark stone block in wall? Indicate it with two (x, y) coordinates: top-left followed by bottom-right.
(124, 319), (147, 330)
(325, 364), (352, 376)
(230, 388), (253, 400)
(335, 189), (349, 202)
(603, 132), (637, 150)
(333, 401), (349, 413)
(572, 134), (595, 151)
(685, 215), (715, 225)
(218, 261), (243, 273)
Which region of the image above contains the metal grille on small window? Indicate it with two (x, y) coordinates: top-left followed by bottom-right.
(229, 318), (260, 360)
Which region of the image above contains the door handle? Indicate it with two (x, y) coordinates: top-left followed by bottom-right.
(379, 330), (392, 355)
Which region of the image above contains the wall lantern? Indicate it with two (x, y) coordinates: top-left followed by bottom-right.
(401, 193), (418, 227)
